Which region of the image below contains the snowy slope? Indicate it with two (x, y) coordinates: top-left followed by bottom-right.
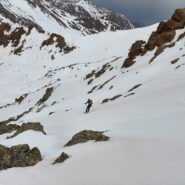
(0, 16), (185, 185)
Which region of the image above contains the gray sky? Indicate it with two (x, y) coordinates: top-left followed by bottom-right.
(92, 0), (185, 26)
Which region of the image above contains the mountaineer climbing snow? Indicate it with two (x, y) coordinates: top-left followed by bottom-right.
(85, 99), (93, 113)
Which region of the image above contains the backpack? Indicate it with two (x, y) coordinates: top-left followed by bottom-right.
(89, 99), (93, 106)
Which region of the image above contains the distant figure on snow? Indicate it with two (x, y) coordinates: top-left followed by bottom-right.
(85, 99), (93, 113)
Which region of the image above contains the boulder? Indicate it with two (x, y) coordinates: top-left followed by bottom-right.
(0, 144), (42, 171)
(64, 130), (109, 147)
(53, 152), (69, 164)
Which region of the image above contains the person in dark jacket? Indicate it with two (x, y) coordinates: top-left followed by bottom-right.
(85, 99), (93, 113)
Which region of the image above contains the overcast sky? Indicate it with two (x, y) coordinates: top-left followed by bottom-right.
(92, 0), (185, 26)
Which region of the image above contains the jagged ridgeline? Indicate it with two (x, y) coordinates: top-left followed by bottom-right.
(0, 0), (134, 34)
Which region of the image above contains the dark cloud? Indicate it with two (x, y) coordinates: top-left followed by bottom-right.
(92, 0), (185, 25)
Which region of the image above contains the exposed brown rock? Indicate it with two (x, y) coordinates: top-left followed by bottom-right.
(9, 27), (26, 47)
(0, 144), (42, 171)
(128, 40), (146, 59)
(121, 40), (145, 68)
(0, 124), (20, 135)
(177, 32), (185, 41)
(41, 33), (75, 53)
(52, 152), (69, 164)
(88, 86), (98, 94)
(85, 70), (96, 80)
(0, 22), (11, 46)
(98, 76), (116, 90)
(146, 30), (175, 51)
(36, 87), (54, 106)
(102, 95), (122, 104)
(171, 8), (185, 28)
(122, 58), (136, 68)
(122, 8), (185, 67)
(95, 63), (111, 78)
(128, 84), (142, 92)
(15, 94), (28, 104)
(7, 122), (46, 139)
(171, 58), (179, 64)
(64, 130), (109, 147)
(124, 93), (135, 98)
(146, 8), (185, 51)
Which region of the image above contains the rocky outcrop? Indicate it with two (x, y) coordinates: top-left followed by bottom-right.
(0, 21), (75, 56)
(36, 87), (54, 106)
(0, 22), (26, 52)
(146, 8), (185, 51)
(15, 94), (28, 104)
(122, 8), (185, 68)
(171, 8), (185, 28)
(102, 95), (122, 104)
(64, 130), (109, 147)
(41, 34), (75, 54)
(0, 121), (46, 139)
(0, 144), (42, 171)
(128, 84), (142, 92)
(122, 40), (145, 68)
(0, 124), (19, 135)
(53, 152), (70, 164)
(7, 122), (46, 139)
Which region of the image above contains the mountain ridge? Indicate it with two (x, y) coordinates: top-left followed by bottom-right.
(0, 0), (134, 35)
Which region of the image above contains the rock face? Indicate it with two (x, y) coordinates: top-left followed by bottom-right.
(64, 130), (109, 147)
(122, 8), (185, 68)
(53, 152), (70, 164)
(0, 144), (42, 171)
(146, 8), (185, 51)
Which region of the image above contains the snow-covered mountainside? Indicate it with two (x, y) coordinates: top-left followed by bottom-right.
(0, 5), (185, 185)
(0, 0), (133, 34)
